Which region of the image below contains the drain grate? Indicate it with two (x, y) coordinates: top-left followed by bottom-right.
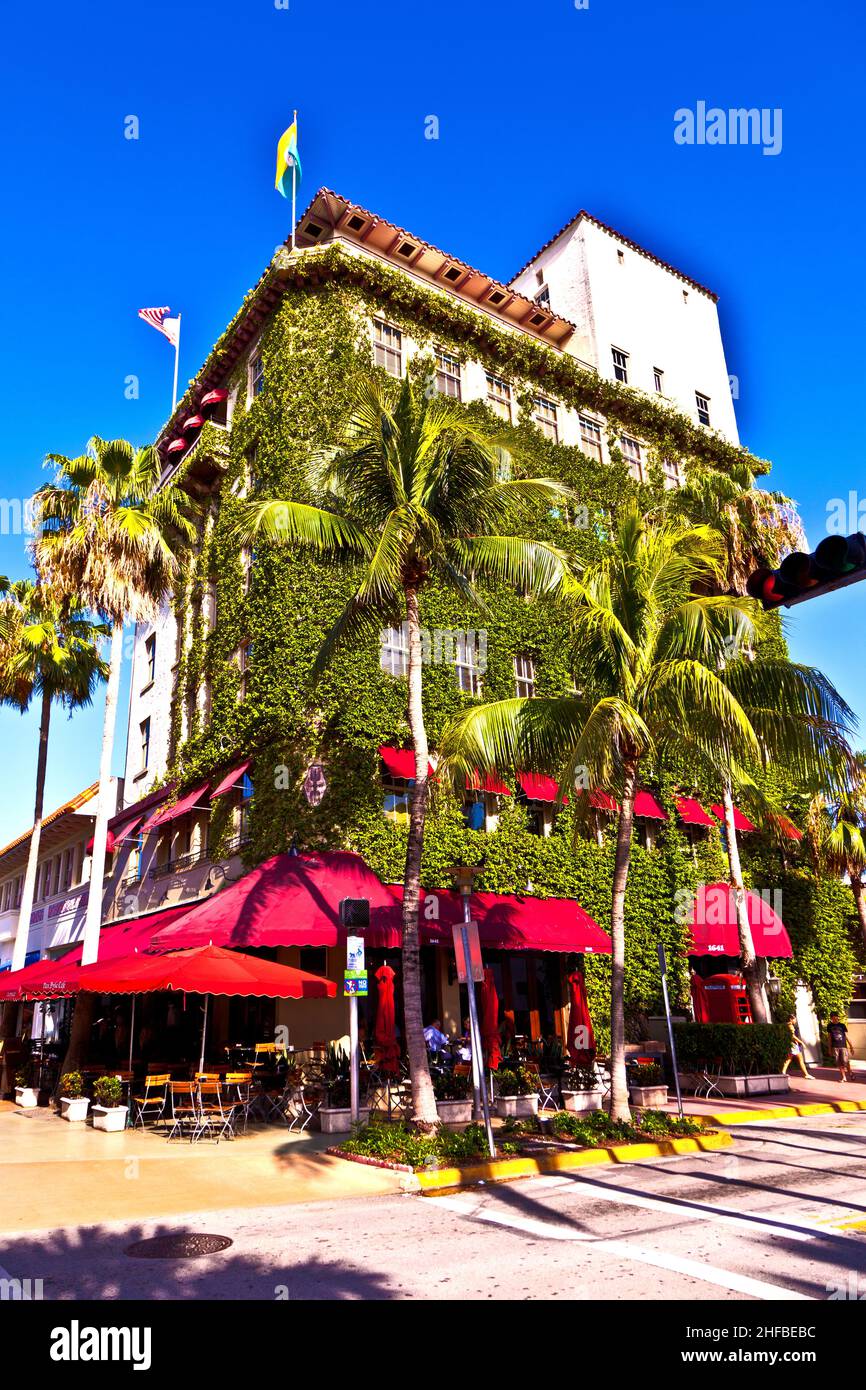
(125, 1233), (234, 1260)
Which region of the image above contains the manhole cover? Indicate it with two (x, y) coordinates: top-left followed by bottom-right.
(125, 1234), (233, 1260)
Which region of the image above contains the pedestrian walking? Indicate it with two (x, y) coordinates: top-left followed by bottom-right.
(781, 1019), (811, 1078)
(827, 1013), (853, 1082)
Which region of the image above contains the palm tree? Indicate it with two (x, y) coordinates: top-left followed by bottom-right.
(806, 755), (866, 947)
(0, 579), (108, 973)
(233, 374), (574, 1126)
(664, 467), (854, 1021)
(33, 438), (196, 980)
(439, 510), (767, 1121)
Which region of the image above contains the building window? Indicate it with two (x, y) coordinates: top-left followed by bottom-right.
(237, 641), (252, 701)
(248, 350), (264, 401)
(205, 578), (217, 631)
(578, 414), (603, 463)
(144, 633), (156, 686)
(535, 285), (551, 308)
(611, 347), (629, 384)
(241, 547), (253, 595)
(383, 778), (410, 826)
(140, 717), (151, 772)
(653, 367), (664, 394)
(237, 772), (254, 842)
(662, 456), (682, 488)
(533, 396), (558, 443)
(455, 633), (483, 696)
(485, 373), (512, 421)
(620, 435), (643, 482)
(514, 654), (536, 699)
(696, 392), (711, 426)
(435, 348), (461, 399)
(380, 623), (409, 678)
(373, 320), (402, 376)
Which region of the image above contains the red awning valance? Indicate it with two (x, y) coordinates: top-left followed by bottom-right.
(517, 772), (567, 804)
(183, 414), (205, 431)
(688, 882), (793, 959)
(86, 830), (116, 855)
(710, 802), (756, 833)
(466, 771), (511, 795)
(166, 438), (187, 455)
(676, 797), (716, 827)
(634, 791), (667, 820)
(378, 745), (434, 779)
(200, 389), (229, 408)
(210, 760), (251, 800)
(149, 781), (211, 830)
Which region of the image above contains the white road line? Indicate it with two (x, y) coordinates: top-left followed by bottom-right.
(429, 1196), (814, 1301)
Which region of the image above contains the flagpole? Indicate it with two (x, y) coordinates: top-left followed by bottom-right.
(171, 313), (181, 414)
(291, 109), (297, 251)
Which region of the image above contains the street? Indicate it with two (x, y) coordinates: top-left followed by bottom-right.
(4, 1111), (866, 1301)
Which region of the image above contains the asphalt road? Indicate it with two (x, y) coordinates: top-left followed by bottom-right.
(4, 1112), (866, 1302)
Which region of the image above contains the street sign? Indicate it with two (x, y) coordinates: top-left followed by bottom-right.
(346, 935), (365, 974)
(452, 921), (484, 983)
(343, 971), (368, 997)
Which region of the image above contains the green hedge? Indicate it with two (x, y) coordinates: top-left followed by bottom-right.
(673, 1022), (791, 1075)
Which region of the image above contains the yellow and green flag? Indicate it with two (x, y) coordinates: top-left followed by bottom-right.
(275, 119), (302, 199)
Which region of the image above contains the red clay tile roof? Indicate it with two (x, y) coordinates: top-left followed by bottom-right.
(0, 782), (100, 863)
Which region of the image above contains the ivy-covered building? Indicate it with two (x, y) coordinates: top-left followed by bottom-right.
(102, 188), (861, 1058)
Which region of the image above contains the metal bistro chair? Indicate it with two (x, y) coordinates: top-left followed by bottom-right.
(166, 1081), (198, 1141)
(190, 1081), (235, 1143)
(524, 1059), (558, 1114)
(693, 1055), (724, 1101)
(223, 1072), (254, 1134)
(131, 1073), (170, 1130)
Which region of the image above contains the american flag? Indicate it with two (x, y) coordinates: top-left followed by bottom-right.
(138, 306), (180, 347)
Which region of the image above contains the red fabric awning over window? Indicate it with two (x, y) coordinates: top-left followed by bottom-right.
(149, 781), (211, 830)
(167, 438), (187, 455)
(200, 388), (229, 408)
(778, 817), (803, 842)
(517, 772), (565, 804)
(77, 943), (335, 1000)
(676, 797), (716, 827)
(710, 803), (756, 833)
(466, 770), (511, 795)
(86, 830), (116, 855)
(688, 882), (793, 959)
(378, 745), (434, 779)
(634, 791), (667, 820)
(210, 760), (251, 800)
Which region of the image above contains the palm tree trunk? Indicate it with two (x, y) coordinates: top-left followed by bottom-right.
(720, 781), (769, 1023)
(80, 620), (123, 966)
(10, 687), (52, 974)
(401, 585), (438, 1129)
(609, 761), (637, 1122)
(851, 875), (866, 951)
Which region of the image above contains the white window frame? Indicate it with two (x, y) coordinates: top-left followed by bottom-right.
(653, 367), (664, 394)
(382, 777), (410, 826)
(140, 717), (151, 772)
(534, 285), (551, 308)
(696, 391), (711, 427)
(662, 456), (682, 488)
(247, 348), (264, 403)
(380, 623), (409, 678)
(578, 414), (603, 462)
(373, 319), (403, 376)
(237, 640), (252, 701)
(533, 396), (559, 443)
(611, 347), (629, 384)
(434, 348), (461, 399)
(620, 435), (644, 482)
(485, 373), (512, 421)
(455, 633), (483, 696)
(514, 654), (536, 699)
(144, 633), (156, 686)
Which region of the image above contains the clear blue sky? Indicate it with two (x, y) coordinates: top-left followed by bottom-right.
(1, 0), (864, 844)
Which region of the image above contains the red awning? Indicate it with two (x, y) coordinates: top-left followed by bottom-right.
(183, 414), (205, 431)
(778, 817), (803, 842)
(77, 943), (335, 1000)
(710, 803), (756, 833)
(166, 438), (187, 455)
(115, 814), (146, 843)
(517, 772), (566, 804)
(200, 388), (229, 408)
(634, 791), (667, 820)
(573, 787), (617, 813)
(676, 797), (716, 827)
(149, 781), (210, 830)
(466, 770), (511, 795)
(86, 830), (116, 855)
(210, 760), (251, 799)
(378, 745), (434, 779)
(688, 882), (793, 959)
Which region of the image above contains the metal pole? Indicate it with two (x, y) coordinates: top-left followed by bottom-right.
(171, 314), (181, 414)
(290, 109), (297, 251)
(460, 896), (495, 1158)
(349, 991), (359, 1126)
(657, 943), (684, 1119)
(128, 995), (135, 1073)
(199, 994), (208, 1075)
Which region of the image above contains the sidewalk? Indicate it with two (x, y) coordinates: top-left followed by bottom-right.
(674, 1062), (866, 1124)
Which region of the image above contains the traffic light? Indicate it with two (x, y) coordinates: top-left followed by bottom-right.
(747, 532), (866, 609)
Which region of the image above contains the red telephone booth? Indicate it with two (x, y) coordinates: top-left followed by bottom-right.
(702, 974), (752, 1025)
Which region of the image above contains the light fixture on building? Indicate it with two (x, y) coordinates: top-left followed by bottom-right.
(302, 759), (327, 807)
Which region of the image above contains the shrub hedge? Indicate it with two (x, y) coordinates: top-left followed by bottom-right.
(673, 1022), (791, 1075)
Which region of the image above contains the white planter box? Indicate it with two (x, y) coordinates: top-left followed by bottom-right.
(435, 1099), (474, 1125)
(92, 1104), (128, 1132)
(629, 1084), (669, 1109)
(714, 1074), (790, 1097)
(494, 1094), (539, 1119)
(14, 1086), (38, 1109)
(60, 1096), (90, 1123)
(562, 1089), (604, 1114)
(318, 1106), (370, 1134)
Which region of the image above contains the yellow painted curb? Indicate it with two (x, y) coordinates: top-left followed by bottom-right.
(704, 1099), (866, 1127)
(414, 1130), (733, 1193)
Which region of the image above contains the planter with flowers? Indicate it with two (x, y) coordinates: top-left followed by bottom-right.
(14, 1068), (38, 1109)
(58, 1071), (90, 1123)
(433, 1067), (474, 1126)
(494, 1065), (539, 1119)
(91, 1075), (128, 1132)
(560, 1065), (604, 1114)
(628, 1062), (669, 1110)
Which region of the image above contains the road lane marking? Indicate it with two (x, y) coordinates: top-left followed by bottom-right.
(428, 1195), (813, 1300)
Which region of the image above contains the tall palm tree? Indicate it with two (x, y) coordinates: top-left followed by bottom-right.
(33, 438), (196, 979)
(664, 467), (853, 1021)
(234, 374), (574, 1126)
(0, 579), (108, 973)
(806, 755), (866, 947)
(439, 510), (767, 1121)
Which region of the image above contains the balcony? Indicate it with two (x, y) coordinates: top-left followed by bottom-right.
(107, 835), (250, 921)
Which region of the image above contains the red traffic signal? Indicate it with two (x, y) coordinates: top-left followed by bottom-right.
(747, 533), (866, 608)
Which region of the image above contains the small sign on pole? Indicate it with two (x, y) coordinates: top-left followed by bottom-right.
(452, 921), (484, 983)
(346, 935), (365, 974)
(343, 971), (368, 997)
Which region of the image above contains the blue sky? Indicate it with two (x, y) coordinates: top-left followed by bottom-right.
(0, 0), (864, 844)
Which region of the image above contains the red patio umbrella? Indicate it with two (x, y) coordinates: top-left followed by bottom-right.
(479, 967), (500, 1071)
(373, 964), (400, 1076)
(690, 972), (711, 1023)
(567, 970), (595, 1066)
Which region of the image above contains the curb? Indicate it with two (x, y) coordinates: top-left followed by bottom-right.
(409, 1130), (734, 1193)
(702, 1099), (866, 1127)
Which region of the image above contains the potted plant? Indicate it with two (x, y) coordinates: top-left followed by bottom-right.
(58, 1071), (90, 1123)
(494, 1064), (539, 1119)
(628, 1062), (669, 1109)
(91, 1075), (128, 1132)
(318, 1045), (370, 1134)
(14, 1067), (38, 1109)
(433, 1068), (474, 1125)
(560, 1064), (603, 1114)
